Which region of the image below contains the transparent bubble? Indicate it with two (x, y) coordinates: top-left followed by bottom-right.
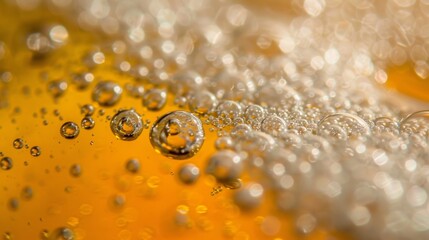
(26, 32), (51, 54)
(48, 227), (74, 240)
(304, 0), (326, 17)
(206, 150), (243, 182)
(171, 70), (203, 95)
(261, 115), (287, 136)
(233, 182), (264, 210)
(223, 178), (242, 190)
(92, 81), (122, 107)
(188, 91), (218, 115)
(48, 80), (68, 98)
(69, 164), (81, 177)
(318, 113), (371, 140)
(296, 213), (317, 234)
(125, 158), (140, 173)
(373, 117), (399, 135)
(30, 146), (41, 157)
(110, 109), (143, 141)
(21, 186), (33, 200)
(80, 104), (95, 116)
(0, 157), (13, 170)
(125, 83), (144, 98)
(400, 110), (429, 136)
(178, 163), (200, 185)
(81, 116), (95, 130)
(143, 88), (167, 111)
(72, 72), (94, 90)
(255, 83), (301, 109)
(215, 136), (233, 150)
(60, 122), (80, 139)
(150, 111), (204, 160)
(216, 100), (243, 119)
(49, 25), (69, 45)
(13, 138), (24, 149)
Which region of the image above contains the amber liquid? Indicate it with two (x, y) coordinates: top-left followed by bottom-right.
(4, 1), (427, 239)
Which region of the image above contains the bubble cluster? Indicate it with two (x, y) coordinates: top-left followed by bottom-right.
(150, 111), (204, 160)
(110, 109), (143, 141)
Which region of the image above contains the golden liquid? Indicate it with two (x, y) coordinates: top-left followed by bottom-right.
(5, 2), (424, 240)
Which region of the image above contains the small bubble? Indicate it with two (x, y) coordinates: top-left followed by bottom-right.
(9, 197), (19, 211)
(150, 111), (205, 160)
(60, 122), (80, 139)
(223, 178), (242, 190)
(125, 83), (144, 98)
(49, 25), (69, 45)
(21, 186), (33, 200)
(26, 32), (51, 54)
(69, 164), (81, 177)
(72, 73), (94, 90)
(80, 104), (95, 116)
(178, 163), (200, 185)
(125, 158), (140, 173)
(81, 117), (95, 130)
(48, 227), (74, 240)
(92, 81), (122, 107)
(188, 91), (218, 115)
(48, 80), (68, 98)
(206, 150), (243, 182)
(233, 182), (264, 210)
(142, 88), (167, 111)
(110, 109), (143, 141)
(30, 146), (41, 157)
(13, 138), (24, 149)
(1, 157), (13, 170)
(215, 136), (233, 150)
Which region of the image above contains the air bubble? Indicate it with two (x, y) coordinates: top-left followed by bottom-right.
(13, 138), (24, 149)
(60, 122), (80, 139)
(318, 113), (371, 140)
(92, 81), (122, 107)
(125, 158), (140, 173)
(233, 182), (264, 210)
(0, 157), (13, 170)
(110, 109), (143, 141)
(178, 163), (200, 184)
(216, 100), (243, 119)
(48, 80), (68, 98)
(72, 73), (94, 89)
(188, 91), (218, 115)
(143, 88), (167, 111)
(261, 115), (287, 136)
(80, 104), (95, 116)
(206, 150), (243, 182)
(69, 164), (81, 177)
(30, 146), (41, 157)
(48, 227), (74, 240)
(81, 117), (95, 130)
(400, 110), (429, 136)
(150, 111), (204, 160)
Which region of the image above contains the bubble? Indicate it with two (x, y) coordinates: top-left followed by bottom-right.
(216, 100), (243, 119)
(150, 111), (204, 160)
(296, 213), (317, 234)
(188, 90), (218, 115)
(125, 158), (140, 173)
(125, 83), (144, 98)
(72, 72), (94, 89)
(92, 81), (122, 107)
(110, 109), (143, 141)
(30, 146), (41, 157)
(60, 122), (80, 139)
(80, 104), (95, 116)
(81, 116), (95, 130)
(400, 110), (429, 136)
(215, 136), (233, 150)
(13, 138), (24, 149)
(178, 163), (200, 184)
(49, 25), (69, 45)
(0, 157), (13, 170)
(261, 115), (287, 136)
(255, 83), (301, 109)
(142, 88), (167, 111)
(48, 227), (74, 240)
(206, 150), (243, 182)
(303, 0), (326, 17)
(69, 164), (81, 177)
(318, 113), (370, 140)
(26, 32), (51, 54)
(233, 182), (264, 210)
(21, 186), (33, 200)
(48, 80), (68, 98)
